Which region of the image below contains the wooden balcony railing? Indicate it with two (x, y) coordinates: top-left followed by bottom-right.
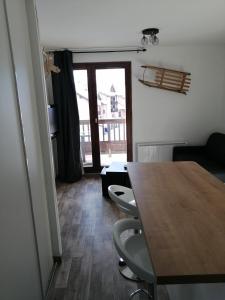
(80, 118), (127, 158)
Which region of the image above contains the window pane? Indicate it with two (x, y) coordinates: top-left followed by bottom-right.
(74, 69), (93, 167)
(96, 68), (127, 166)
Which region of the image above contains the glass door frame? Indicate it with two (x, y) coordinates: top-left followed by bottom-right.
(73, 61), (133, 173)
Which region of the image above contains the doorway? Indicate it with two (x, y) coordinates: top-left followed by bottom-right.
(73, 62), (132, 172)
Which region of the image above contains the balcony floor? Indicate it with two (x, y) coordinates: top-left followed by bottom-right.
(83, 153), (127, 167)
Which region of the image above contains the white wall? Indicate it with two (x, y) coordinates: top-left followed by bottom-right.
(74, 46), (225, 159)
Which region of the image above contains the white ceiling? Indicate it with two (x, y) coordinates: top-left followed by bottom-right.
(36, 0), (225, 48)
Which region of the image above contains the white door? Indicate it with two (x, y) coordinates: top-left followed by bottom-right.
(0, 1), (43, 299)
(0, 0), (56, 299)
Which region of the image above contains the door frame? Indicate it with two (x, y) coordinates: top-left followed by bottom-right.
(73, 61), (133, 172)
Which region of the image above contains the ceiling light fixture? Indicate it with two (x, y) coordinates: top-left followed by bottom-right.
(141, 28), (159, 46)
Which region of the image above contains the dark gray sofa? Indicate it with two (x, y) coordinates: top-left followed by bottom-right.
(173, 132), (225, 182)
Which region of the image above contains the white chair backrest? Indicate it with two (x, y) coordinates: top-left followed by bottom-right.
(108, 185), (138, 217)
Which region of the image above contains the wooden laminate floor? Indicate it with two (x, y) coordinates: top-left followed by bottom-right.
(48, 175), (169, 300)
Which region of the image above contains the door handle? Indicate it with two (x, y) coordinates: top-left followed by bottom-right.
(95, 118), (98, 124)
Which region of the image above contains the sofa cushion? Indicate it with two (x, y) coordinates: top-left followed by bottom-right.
(199, 157), (225, 173)
(173, 151), (225, 179)
(213, 172), (225, 182)
(173, 146), (205, 162)
(174, 152), (222, 171)
(206, 132), (225, 164)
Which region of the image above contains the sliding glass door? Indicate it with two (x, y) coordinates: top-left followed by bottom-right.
(74, 62), (132, 172)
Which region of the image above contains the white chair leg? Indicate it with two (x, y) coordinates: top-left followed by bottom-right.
(119, 263), (142, 282)
(130, 288), (152, 299)
(118, 256), (141, 282)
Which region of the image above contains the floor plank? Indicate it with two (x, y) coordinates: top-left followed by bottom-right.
(49, 175), (170, 300)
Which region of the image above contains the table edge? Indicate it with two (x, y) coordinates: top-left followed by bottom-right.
(158, 273), (225, 285)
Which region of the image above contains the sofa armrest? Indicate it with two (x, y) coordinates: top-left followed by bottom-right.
(173, 145), (206, 161)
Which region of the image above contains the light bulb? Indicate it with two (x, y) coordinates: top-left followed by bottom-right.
(141, 35), (148, 46)
(152, 35), (159, 46)
(149, 35), (154, 44)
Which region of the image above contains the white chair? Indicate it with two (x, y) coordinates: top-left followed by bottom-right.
(108, 185), (138, 218)
(108, 184), (140, 281)
(113, 218), (156, 299)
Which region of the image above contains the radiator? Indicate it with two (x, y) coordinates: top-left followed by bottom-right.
(135, 140), (187, 162)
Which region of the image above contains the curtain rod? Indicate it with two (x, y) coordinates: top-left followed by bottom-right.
(44, 47), (147, 54)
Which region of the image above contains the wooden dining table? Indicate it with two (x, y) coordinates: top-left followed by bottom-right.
(127, 161), (225, 285)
